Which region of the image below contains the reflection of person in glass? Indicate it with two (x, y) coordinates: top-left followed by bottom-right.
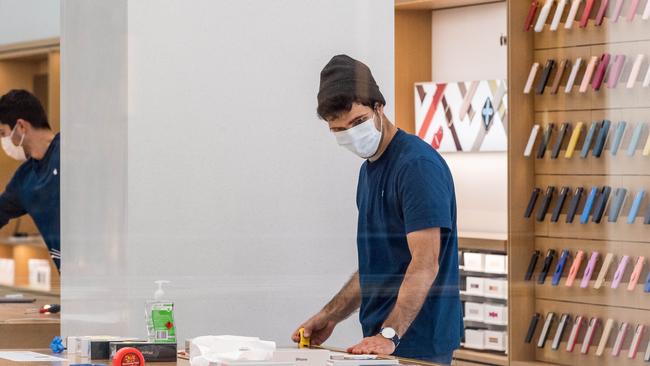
(291, 55), (462, 365)
(0, 90), (60, 271)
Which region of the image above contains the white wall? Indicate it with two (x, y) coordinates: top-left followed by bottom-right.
(431, 2), (507, 235)
(0, 0), (60, 45)
(62, 0), (393, 348)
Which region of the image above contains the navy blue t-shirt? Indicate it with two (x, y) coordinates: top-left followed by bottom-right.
(356, 129), (462, 360)
(0, 133), (60, 270)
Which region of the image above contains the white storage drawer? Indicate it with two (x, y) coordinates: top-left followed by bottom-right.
(484, 254), (507, 274)
(484, 278), (507, 299)
(483, 304), (508, 325)
(464, 302), (484, 322)
(483, 330), (507, 351)
(463, 329), (485, 350)
(465, 277), (485, 296)
(463, 252), (485, 272)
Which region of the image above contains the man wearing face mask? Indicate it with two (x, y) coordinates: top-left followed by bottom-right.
(291, 55), (462, 364)
(0, 90), (60, 271)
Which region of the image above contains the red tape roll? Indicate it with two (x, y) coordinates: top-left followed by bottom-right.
(113, 347), (146, 366)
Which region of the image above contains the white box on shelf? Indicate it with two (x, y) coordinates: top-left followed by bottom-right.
(484, 254), (507, 274)
(465, 277), (485, 296)
(484, 278), (507, 299)
(0, 258), (15, 286)
(484, 330), (507, 351)
(483, 304), (508, 325)
(463, 252), (485, 272)
(464, 302), (484, 322)
(464, 329), (485, 350)
(28, 259), (51, 291)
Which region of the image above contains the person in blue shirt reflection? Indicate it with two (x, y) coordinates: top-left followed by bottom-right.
(291, 55), (462, 365)
(0, 90), (60, 271)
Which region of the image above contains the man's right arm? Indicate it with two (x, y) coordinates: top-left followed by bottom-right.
(0, 186), (26, 228)
(292, 271), (361, 345)
(322, 271), (361, 322)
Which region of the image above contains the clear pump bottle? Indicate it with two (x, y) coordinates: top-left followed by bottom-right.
(145, 280), (176, 343)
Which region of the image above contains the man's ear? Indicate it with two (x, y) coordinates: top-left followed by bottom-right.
(15, 119), (30, 133)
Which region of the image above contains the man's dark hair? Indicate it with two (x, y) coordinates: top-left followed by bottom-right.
(317, 55), (386, 121)
(0, 89), (51, 130)
(317, 94), (384, 122)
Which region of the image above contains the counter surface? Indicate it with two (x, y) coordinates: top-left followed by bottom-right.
(0, 349), (188, 365)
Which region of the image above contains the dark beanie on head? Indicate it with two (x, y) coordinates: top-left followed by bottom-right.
(317, 55), (385, 113)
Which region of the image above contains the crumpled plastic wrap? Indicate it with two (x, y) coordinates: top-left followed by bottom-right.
(190, 335), (277, 366)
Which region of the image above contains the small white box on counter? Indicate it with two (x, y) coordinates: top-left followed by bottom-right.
(484, 254), (507, 274)
(272, 348), (330, 366)
(463, 252), (485, 272)
(214, 361), (295, 366)
(28, 259), (50, 291)
(484, 278), (507, 299)
(0, 258), (15, 286)
(464, 302), (484, 322)
(484, 330), (507, 351)
(465, 277), (485, 296)
(464, 329), (485, 350)
(483, 304), (508, 325)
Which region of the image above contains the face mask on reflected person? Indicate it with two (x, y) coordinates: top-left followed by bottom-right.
(1, 125), (26, 161)
(334, 113), (383, 159)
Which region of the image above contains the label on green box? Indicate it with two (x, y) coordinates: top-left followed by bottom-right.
(151, 303), (176, 343)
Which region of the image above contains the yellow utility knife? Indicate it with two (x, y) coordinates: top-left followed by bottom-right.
(299, 328), (311, 348)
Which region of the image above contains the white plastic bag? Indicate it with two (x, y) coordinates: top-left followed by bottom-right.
(190, 335), (277, 366)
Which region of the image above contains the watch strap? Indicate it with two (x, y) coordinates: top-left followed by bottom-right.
(565, 121), (583, 158)
(580, 121), (599, 158)
(592, 119), (611, 158)
(607, 187), (627, 222)
(580, 186), (599, 224)
(627, 121), (644, 156)
(552, 249), (570, 285)
(609, 121), (627, 156)
(627, 190), (645, 224)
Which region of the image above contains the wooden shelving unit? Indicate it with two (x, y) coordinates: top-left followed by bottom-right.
(508, 2), (650, 365)
(459, 232), (508, 253)
(396, 0), (504, 11)
(0, 38), (60, 292)
(395, 1), (509, 364)
(454, 348), (508, 366)
(457, 233), (508, 366)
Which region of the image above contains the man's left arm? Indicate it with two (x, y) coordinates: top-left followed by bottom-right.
(347, 227), (440, 355)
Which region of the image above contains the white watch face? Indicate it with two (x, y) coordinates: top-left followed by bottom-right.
(381, 327), (396, 339)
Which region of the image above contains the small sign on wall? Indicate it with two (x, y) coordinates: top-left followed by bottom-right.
(414, 80), (508, 152)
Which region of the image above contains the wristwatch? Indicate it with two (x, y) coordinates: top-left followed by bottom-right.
(380, 327), (401, 348)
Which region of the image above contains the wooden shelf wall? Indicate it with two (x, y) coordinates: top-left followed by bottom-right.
(508, 1), (650, 365)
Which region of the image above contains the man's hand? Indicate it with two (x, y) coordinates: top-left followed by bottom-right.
(346, 335), (396, 356)
(291, 312), (337, 346)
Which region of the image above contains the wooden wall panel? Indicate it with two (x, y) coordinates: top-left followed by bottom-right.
(507, 0), (537, 363)
(395, 10), (431, 133)
(509, 1), (650, 363)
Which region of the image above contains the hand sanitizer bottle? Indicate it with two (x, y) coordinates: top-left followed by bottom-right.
(145, 280), (176, 343)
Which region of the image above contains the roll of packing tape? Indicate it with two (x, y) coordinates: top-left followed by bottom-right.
(113, 347), (145, 366)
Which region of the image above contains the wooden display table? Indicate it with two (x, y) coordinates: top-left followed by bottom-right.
(0, 287), (60, 349)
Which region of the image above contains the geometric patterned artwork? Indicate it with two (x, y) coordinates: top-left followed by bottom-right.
(414, 80), (508, 152)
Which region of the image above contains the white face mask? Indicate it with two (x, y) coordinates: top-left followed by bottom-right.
(334, 113), (383, 159)
(1, 125), (26, 161)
